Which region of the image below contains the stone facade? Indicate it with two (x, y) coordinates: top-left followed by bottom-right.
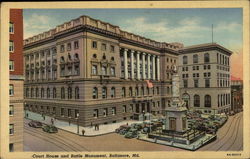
(178, 43), (232, 114)
(23, 15), (179, 126)
(231, 76), (243, 113)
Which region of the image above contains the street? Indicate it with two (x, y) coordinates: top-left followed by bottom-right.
(24, 112), (243, 151)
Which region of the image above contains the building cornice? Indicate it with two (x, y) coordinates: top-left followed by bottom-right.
(179, 43), (233, 56)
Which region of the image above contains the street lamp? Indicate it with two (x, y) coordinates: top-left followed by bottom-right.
(77, 112), (79, 135)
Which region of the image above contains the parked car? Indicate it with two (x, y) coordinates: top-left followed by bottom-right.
(124, 129), (138, 139)
(42, 125), (58, 133)
(115, 125), (130, 133)
(141, 127), (150, 134)
(28, 120), (43, 128)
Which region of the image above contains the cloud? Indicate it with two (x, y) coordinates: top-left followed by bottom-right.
(214, 21), (241, 32)
(121, 16), (210, 43)
(24, 13), (57, 39)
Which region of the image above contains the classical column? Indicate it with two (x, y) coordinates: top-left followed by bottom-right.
(142, 53), (146, 79)
(147, 54), (151, 79)
(124, 49), (128, 79)
(152, 55), (156, 80)
(131, 50), (134, 79)
(157, 56), (160, 80)
(136, 52), (140, 80)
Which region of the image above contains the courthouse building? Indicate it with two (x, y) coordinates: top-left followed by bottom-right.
(178, 43), (232, 114)
(23, 15), (181, 126)
(9, 9), (24, 151)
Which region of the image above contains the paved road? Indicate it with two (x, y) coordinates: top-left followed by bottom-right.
(24, 119), (183, 151)
(199, 112), (243, 151)
(24, 112), (243, 151)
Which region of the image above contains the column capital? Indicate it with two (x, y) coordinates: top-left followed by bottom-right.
(152, 54), (156, 57)
(131, 50), (135, 53)
(142, 52), (146, 55)
(124, 48), (129, 52)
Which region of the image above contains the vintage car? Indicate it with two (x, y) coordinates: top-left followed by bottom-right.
(42, 125), (58, 133)
(28, 120), (43, 128)
(124, 129), (138, 139)
(115, 125), (130, 133)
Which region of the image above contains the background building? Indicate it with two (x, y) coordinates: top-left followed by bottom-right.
(23, 15), (180, 126)
(178, 43), (232, 114)
(231, 76), (243, 113)
(9, 9), (24, 151)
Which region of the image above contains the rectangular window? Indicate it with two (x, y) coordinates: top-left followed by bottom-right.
(74, 41), (79, 49)
(93, 109), (98, 118)
(194, 79), (199, 88)
(67, 43), (71, 51)
(193, 73), (196, 77)
(9, 124), (14, 135)
(204, 65), (207, 70)
(9, 84), (14, 96)
(196, 66), (199, 70)
(112, 107), (116, 115)
(9, 143), (14, 152)
(9, 22), (14, 33)
(193, 66), (195, 70)
(101, 43), (107, 51)
(110, 67), (115, 76)
(75, 109), (79, 118)
(9, 61), (14, 71)
(60, 45), (65, 52)
(208, 65), (211, 69)
(183, 80), (188, 88)
(110, 45), (115, 52)
(9, 41), (14, 52)
(130, 104), (133, 112)
(92, 65), (97, 75)
(205, 79), (210, 88)
(101, 66), (107, 75)
(123, 105), (126, 113)
(92, 41), (97, 48)
(208, 72), (211, 77)
(204, 73), (207, 77)
(61, 108), (64, 116)
(103, 108), (108, 117)
(68, 109), (72, 117)
(9, 105), (14, 116)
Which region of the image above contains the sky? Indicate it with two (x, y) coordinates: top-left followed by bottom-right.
(23, 8), (243, 79)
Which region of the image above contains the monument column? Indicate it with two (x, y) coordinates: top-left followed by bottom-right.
(152, 55), (156, 80)
(156, 56), (160, 81)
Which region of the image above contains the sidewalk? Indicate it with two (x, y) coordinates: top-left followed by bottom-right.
(25, 111), (142, 136)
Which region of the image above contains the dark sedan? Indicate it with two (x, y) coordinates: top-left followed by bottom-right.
(28, 120), (43, 128)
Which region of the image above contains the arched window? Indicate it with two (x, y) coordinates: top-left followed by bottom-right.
(194, 94), (200, 107)
(122, 87), (126, 97)
(36, 88), (39, 97)
(204, 95), (211, 107)
(53, 87), (56, 98)
(111, 87), (116, 98)
(129, 87), (133, 97)
(102, 87), (107, 99)
(135, 87), (139, 96)
(75, 87), (79, 99)
(61, 87), (65, 99)
(183, 56), (188, 64)
(204, 53), (210, 63)
(68, 87), (72, 99)
(141, 87), (144, 96)
(47, 88), (50, 98)
(193, 54), (198, 63)
(41, 88), (44, 98)
(92, 87), (98, 99)
(31, 88), (34, 98)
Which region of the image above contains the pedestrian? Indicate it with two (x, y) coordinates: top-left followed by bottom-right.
(82, 129), (85, 136)
(97, 124), (99, 130)
(51, 118), (54, 125)
(69, 119), (71, 126)
(43, 115), (45, 120)
(26, 113), (29, 118)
